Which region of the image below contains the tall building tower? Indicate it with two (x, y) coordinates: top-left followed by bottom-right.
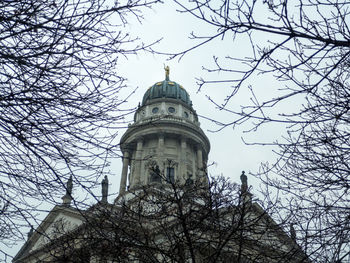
(13, 68), (308, 263)
(118, 67), (210, 195)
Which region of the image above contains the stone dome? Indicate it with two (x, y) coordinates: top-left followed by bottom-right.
(142, 79), (192, 107)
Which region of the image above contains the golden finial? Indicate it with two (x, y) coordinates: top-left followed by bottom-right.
(165, 65), (170, 81)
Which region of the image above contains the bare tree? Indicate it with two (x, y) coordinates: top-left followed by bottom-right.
(14, 174), (307, 263)
(170, 1), (350, 262)
(0, 0), (161, 260)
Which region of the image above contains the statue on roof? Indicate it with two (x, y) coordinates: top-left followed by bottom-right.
(165, 65), (170, 81)
(101, 175), (109, 203)
(240, 171), (248, 193)
(185, 173), (194, 186)
(240, 171), (252, 204)
(62, 175), (73, 206)
(66, 175), (73, 195)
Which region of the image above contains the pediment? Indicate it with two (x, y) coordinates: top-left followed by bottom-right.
(13, 205), (84, 262)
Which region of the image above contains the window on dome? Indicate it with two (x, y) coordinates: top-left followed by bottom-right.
(184, 111), (189, 118)
(152, 107), (159, 114)
(168, 107), (175, 114)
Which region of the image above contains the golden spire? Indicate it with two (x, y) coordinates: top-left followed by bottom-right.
(165, 65), (170, 81)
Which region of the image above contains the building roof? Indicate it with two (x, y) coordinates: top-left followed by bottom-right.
(141, 79), (192, 107)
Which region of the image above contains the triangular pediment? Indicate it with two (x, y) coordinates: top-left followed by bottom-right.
(13, 205), (84, 262)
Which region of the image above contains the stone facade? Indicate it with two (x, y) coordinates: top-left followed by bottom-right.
(13, 70), (309, 263)
(118, 76), (210, 194)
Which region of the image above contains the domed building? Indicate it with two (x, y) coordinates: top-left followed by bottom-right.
(13, 68), (309, 263)
(118, 66), (210, 195)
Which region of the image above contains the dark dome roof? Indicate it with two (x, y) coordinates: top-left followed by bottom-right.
(142, 79), (192, 107)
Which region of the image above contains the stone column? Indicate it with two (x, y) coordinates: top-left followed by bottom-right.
(119, 151), (129, 194)
(157, 133), (165, 169)
(196, 146), (203, 179)
(133, 138), (143, 188)
(180, 137), (187, 184)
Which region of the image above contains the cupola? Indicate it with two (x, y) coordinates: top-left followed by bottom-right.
(142, 66), (192, 107)
(117, 67), (210, 197)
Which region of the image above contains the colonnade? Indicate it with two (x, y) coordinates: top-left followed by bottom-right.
(118, 134), (206, 194)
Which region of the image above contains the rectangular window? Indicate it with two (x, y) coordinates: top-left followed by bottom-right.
(150, 164), (161, 183)
(150, 171), (161, 183)
(166, 167), (175, 183)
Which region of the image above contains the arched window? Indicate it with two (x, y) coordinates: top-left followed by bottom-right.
(150, 164), (161, 183)
(166, 167), (175, 183)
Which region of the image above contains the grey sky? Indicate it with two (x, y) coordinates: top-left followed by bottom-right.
(8, 2), (285, 259)
(114, 2), (281, 194)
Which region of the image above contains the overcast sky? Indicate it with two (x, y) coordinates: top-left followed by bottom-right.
(8, 2), (286, 259)
(111, 1), (282, 197)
